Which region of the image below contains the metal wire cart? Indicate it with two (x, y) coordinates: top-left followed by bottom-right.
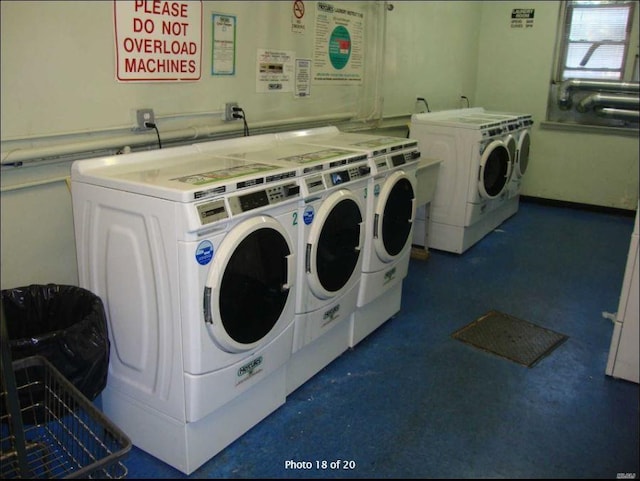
(1, 302), (131, 479)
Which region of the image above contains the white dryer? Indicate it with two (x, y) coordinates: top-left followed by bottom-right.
(71, 146), (301, 474)
(276, 127), (424, 346)
(467, 109), (534, 216)
(195, 138), (369, 394)
(466, 109), (533, 197)
(502, 112), (533, 203)
(410, 109), (514, 254)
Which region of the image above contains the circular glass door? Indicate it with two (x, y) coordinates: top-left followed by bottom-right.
(375, 172), (415, 262)
(478, 140), (511, 199)
(307, 190), (363, 299)
(516, 130), (531, 177)
(204, 216), (294, 353)
(505, 135), (517, 181)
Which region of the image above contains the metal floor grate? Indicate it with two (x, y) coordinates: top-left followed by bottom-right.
(452, 310), (569, 367)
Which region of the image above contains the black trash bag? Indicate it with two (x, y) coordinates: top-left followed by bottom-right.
(1, 284), (109, 401)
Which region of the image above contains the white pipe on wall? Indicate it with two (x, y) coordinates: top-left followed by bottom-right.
(0, 113), (357, 166)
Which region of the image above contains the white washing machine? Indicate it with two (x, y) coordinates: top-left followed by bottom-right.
(195, 138), (369, 394)
(410, 109), (514, 254)
(497, 112), (533, 204)
(71, 146), (301, 474)
(465, 109), (533, 200)
(276, 127), (426, 346)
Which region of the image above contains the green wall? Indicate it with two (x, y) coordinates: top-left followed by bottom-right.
(474, 1), (639, 210)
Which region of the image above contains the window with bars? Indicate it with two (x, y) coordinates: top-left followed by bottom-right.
(547, 0), (639, 128)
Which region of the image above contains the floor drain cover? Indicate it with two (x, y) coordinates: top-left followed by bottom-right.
(452, 310), (568, 367)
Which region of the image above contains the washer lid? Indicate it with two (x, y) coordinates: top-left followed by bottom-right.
(278, 129), (419, 158)
(208, 142), (368, 177)
(71, 147), (296, 202)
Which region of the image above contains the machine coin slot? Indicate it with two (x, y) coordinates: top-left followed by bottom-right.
(375, 158), (389, 171)
(359, 165), (371, 176)
(197, 199), (228, 225)
(391, 154), (406, 166)
(284, 184), (300, 197)
(306, 176), (325, 194)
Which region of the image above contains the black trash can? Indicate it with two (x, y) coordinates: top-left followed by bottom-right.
(1, 284), (110, 401)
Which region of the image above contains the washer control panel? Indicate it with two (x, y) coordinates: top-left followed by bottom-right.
(228, 181), (300, 216)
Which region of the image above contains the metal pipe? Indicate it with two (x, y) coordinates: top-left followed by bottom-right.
(557, 79), (640, 109)
(576, 92), (640, 113)
(595, 107), (640, 121)
(1, 113), (356, 166)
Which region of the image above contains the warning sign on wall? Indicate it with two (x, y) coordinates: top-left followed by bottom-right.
(114, 0), (203, 82)
(292, 0), (306, 34)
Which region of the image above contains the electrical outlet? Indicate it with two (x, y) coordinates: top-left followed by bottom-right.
(135, 108), (155, 129)
(224, 102), (239, 121)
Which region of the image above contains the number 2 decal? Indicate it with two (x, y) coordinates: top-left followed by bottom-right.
(292, 211), (298, 226)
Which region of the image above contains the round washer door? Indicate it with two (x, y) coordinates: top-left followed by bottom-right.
(504, 134), (517, 181)
(306, 189), (364, 300)
(373, 171), (416, 263)
(203, 215), (295, 353)
(515, 129), (531, 178)
(478, 139), (511, 199)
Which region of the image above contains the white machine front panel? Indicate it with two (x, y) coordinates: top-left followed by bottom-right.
(178, 206), (298, 421)
(179, 182), (300, 372)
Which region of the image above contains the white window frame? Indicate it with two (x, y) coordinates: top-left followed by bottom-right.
(547, 0), (639, 130)
(556, 1), (635, 81)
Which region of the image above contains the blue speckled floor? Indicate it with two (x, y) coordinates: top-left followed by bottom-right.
(120, 200), (639, 479)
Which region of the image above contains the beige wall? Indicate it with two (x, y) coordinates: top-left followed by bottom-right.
(474, 1), (639, 209)
(381, 1), (481, 115)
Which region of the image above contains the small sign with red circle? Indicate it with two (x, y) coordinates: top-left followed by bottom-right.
(292, 0), (306, 33)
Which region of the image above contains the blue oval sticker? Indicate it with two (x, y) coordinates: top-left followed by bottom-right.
(303, 205), (315, 225)
(195, 240), (214, 266)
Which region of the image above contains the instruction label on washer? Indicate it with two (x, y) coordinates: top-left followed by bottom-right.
(172, 163), (275, 185)
(279, 148), (352, 164)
